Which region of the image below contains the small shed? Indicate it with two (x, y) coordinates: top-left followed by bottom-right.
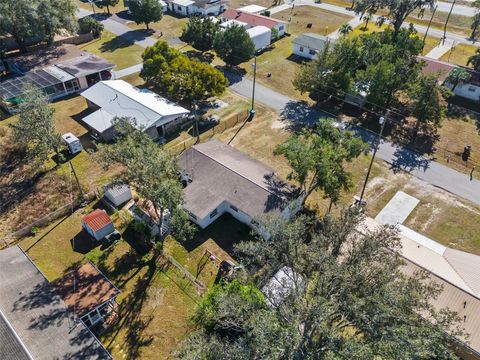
(61, 132), (82, 154)
(82, 209), (115, 241)
(104, 184), (132, 207)
(292, 33), (330, 60)
(247, 26), (272, 52)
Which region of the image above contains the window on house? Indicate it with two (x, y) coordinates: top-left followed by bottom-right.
(210, 209), (218, 218)
(230, 205), (238, 212)
(468, 86), (476, 92)
(299, 46), (304, 52)
(177, 5), (182, 10)
(309, 49), (316, 55)
(278, 25), (284, 30)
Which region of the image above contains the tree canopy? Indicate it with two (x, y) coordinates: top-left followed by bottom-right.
(141, 41), (228, 103)
(10, 84), (61, 165)
(177, 210), (463, 359)
(446, 67), (470, 91)
(213, 24), (255, 66)
(0, 0), (77, 51)
(129, 0), (163, 30)
(98, 117), (184, 235)
(182, 16), (220, 52)
(467, 48), (480, 72)
(274, 119), (366, 210)
(96, 0), (119, 15)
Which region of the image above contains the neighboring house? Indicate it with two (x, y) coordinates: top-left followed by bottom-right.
(418, 56), (480, 103)
(178, 139), (302, 238)
(261, 266), (303, 308)
(82, 209), (116, 241)
(221, 9), (288, 37)
(0, 44), (114, 114)
(236, 4), (267, 14)
(80, 80), (190, 141)
(246, 26), (272, 52)
(292, 33), (330, 60)
(54, 262), (120, 329)
(167, 0), (227, 16)
(363, 218), (480, 360)
(0, 246), (111, 359)
(104, 184), (132, 208)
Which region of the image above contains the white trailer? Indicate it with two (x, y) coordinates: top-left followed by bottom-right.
(247, 26), (271, 52)
(61, 133), (82, 155)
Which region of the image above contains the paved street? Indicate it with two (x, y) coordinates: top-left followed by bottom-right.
(76, 7), (480, 206)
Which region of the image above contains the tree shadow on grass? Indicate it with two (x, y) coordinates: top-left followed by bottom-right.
(104, 258), (156, 359)
(99, 35), (135, 53)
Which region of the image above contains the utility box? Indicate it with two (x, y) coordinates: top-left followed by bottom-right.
(62, 133), (82, 155)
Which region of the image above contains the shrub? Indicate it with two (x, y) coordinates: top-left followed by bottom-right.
(78, 17), (104, 38)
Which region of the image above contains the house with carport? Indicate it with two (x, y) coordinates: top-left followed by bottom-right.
(220, 9), (288, 38)
(167, 0), (227, 16)
(80, 80), (190, 141)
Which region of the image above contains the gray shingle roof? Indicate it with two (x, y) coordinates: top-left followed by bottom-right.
(179, 140), (295, 220)
(0, 246), (111, 360)
(0, 312), (31, 360)
(293, 33), (329, 51)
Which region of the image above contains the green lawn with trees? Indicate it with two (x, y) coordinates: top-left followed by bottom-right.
(129, 0), (163, 30)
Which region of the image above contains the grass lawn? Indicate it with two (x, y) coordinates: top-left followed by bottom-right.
(407, 10), (473, 37)
(273, 6), (353, 37)
(422, 35), (440, 55)
(439, 43), (478, 67)
(321, 0), (353, 8)
(228, 0), (273, 9)
(17, 201), (204, 359)
(127, 14), (189, 42)
(241, 37), (311, 100)
(365, 171), (480, 255)
(75, 0), (127, 14)
(350, 23), (391, 37)
(79, 30), (144, 70)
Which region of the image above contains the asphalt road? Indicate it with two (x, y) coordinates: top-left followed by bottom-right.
(231, 77), (480, 206)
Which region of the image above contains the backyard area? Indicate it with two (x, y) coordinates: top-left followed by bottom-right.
(16, 196), (254, 358)
(79, 30), (144, 70)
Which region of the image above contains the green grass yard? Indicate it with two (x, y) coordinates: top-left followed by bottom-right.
(273, 6), (353, 37)
(79, 30), (144, 70)
(440, 43), (478, 67)
(127, 14), (189, 42)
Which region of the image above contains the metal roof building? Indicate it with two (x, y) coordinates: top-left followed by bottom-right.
(0, 246), (111, 360)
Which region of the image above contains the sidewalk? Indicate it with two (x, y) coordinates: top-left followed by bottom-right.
(424, 38), (454, 59)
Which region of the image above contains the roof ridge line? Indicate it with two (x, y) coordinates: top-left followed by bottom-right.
(192, 145), (279, 196)
(443, 249), (479, 296)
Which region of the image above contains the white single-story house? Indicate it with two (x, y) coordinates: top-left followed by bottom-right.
(179, 140), (303, 239)
(221, 9), (288, 38)
(0, 45), (114, 114)
(418, 56), (480, 103)
(80, 80), (190, 141)
(104, 184), (132, 207)
(54, 262), (120, 329)
(82, 209), (116, 241)
(292, 33), (330, 60)
(167, 0), (227, 16)
(247, 26), (272, 51)
(237, 4), (267, 14)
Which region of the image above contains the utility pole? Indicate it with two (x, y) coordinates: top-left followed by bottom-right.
(422, 5), (437, 50)
(69, 161), (85, 201)
(358, 110), (389, 204)
(442, 0), (456, 45)
(193, 101), (199, 144)
(251, 55), (257, 112)
(88, 0), (96, 14)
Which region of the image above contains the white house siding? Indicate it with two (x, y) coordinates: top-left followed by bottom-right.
(190, 4), (225, 15)
(275, 23), (287, 37)
(292, 43), (318, 60)
(83, 222), (115, 241)
(450, 82), (480, 102)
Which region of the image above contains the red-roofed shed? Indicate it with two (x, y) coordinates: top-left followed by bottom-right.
(82, 209), (115, 240)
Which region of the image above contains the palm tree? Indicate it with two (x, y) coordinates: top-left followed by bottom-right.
(338, 23), (353, 36)
(471, 12), (480, 40)
(467, 48), (480, 71)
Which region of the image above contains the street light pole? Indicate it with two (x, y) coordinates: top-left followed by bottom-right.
(359, 110), (389, 204)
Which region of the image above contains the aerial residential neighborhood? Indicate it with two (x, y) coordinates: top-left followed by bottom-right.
(1, 0), (480, 358)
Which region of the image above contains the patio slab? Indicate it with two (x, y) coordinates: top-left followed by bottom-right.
(375, 191), (419, 226)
